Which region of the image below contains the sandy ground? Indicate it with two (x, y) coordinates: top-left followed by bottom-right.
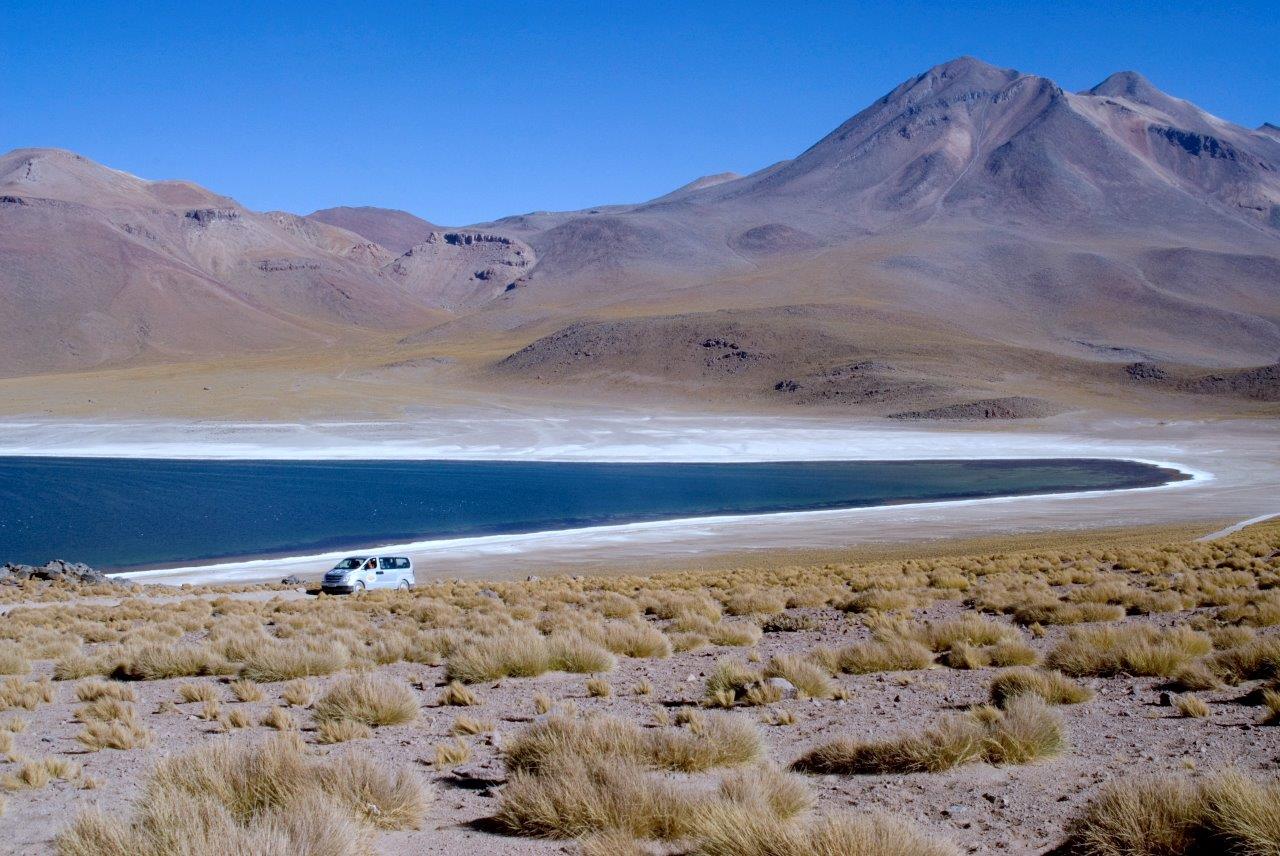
(1, 412), (1269, 586)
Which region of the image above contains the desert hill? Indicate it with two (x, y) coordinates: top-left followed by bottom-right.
(2, 57), (1278, 417)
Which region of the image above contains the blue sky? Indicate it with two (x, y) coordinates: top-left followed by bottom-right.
(3, 1), (1277, 224)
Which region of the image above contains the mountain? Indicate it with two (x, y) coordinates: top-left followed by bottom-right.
(2, 58), (1279, 417)
(306, 206), (441, 255)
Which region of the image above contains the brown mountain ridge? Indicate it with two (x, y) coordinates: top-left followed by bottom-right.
(2, 57), (1278, 417)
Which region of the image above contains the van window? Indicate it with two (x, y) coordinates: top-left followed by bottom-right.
(395, 558), (410, 569)
(379, 558), (396, 570)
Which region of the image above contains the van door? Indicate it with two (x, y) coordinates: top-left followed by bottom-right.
(362, 557), (379, 589)
(377, 557), (397, 589)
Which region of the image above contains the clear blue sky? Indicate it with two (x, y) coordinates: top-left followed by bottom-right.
(3, 1), (1277, 224)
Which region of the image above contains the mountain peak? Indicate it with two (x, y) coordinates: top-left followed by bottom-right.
(919, 55), (1021, 87)
(1259, 122), (1280, 139)
(307, 206), (441, 254)
(1088, 70), (1160, 99)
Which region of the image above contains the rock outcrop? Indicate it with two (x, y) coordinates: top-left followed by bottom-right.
(0, 560), (124, 586)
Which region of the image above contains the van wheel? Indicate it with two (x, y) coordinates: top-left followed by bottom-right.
(398, 580), (410, 591)
(354, 581), (366, 594)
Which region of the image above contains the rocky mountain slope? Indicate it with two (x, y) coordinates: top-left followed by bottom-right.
(2, 57), (1278, 416)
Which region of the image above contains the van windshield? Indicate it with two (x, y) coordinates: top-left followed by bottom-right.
(333, 558), (365, 570)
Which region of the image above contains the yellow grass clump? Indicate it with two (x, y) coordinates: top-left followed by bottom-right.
(312, 673), (418, 727)
(793, 696), (1064, 774)
(1061, 770), (1280, 856)
(988, 668), (1094, 708)
(55, 734), (430, 854)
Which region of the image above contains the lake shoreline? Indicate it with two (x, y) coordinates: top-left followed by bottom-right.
(2, 413), (1272, 587)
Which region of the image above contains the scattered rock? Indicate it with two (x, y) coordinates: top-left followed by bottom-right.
(1, 560), (123, 587)
(765, 677), (799, 699)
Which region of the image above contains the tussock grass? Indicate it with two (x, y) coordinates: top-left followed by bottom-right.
(505, 712), (762, 776)
(55, 734), (429, 854)
(450, 714), (494, 735)
(260, 707), (297, 731)
(495, 753), (697, 840)
(793, 696), (1063, 774)
(281, 679), (316, 708)
(3, 756), (81, 791)
(445, 631), (615, 683)
(238, 639), (350, 683)
(1046, 625), (1211, 677)
(586, 678), (612, 697)
(229, 679), (264, 702)
(178, 681), (219, 704)
(763, 654), (835, 699)
(1260, 689), (1280, 725)
(1208, 636), (1280, 684)
(1011, 601), (1126, 626)
(693, 809), (961, 856)
(316, 718), (372, 744)
(921, 615), (1020, 651)
(1175, 694), (1210, 718)
(76, 712), (151, 751)
(223, 708), (252, 730)
(76, 697), (135, 723)
(989, 668), (1094, 708)
(834, 639), (933, 674)
(110, 642), (230, 681)
(0, 642), (31, 676)
(0, 676), (55, 711)
(437, 680), (481, 706)
(434, 738), (472, 768)
(1061, 770), (1280, 856)
(313, 673), (418, 727)
(74, 679), (135, 703)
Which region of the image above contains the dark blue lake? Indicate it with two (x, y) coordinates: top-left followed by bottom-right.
(0, 456), (1185, 570)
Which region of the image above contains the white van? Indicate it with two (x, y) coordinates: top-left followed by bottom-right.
(321, 556), (414, 594)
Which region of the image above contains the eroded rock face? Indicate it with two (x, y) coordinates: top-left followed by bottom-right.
(385, 231), (535, 312)
(0, 560), (123, 586)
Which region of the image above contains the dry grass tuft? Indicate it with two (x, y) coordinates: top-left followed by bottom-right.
(260, 707), (297, 731)
(74, 679), (135, 703)
(229, 679), (264, 702)
(75, 707), (151, 752)
(1046, 625), (1211, 677)
(693, 808), (961, 856)
(178, 681), (219, 704)
(586, 678), (613, 698)
(763, 654), (835, 699)
(1175, 694), (1210, 718)
(237, 639), (350, 683)
(793, 696), (1063, 774)
(1061, 769), (1280, 856)
(450, 714), (495, 736)
(313, 673), (418, 727)
(281, 679), (316, 708)
(436, 680), (481, 706)
(55, 734), (430, 853)
(316, 718), (372, 744)
(989, 668), (1094, 708)
(434, 738), (473, 768)
(494, 753), (696, 840)
(834, 639), (934, 674)
(0, 676), (55, 711)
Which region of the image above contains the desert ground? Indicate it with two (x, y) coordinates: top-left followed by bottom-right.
(1, 518), (1279, 856)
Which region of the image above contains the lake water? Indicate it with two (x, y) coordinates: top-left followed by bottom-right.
(0, 456), (1185, 570)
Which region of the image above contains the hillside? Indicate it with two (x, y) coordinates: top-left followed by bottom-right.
(2, 57), (1279, 417)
